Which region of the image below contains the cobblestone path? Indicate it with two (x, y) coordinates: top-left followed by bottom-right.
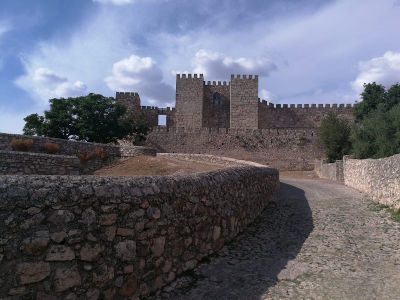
(154, 178), (400, 299)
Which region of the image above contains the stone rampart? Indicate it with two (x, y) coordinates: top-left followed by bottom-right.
(146, 127), (323, 171)
(0, 151), (81, 175)
(343, 154), (400, 210)
(0, 160), (279, 298)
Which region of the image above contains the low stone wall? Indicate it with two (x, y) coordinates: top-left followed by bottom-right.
(0, 132), (156, 158)
(344, 154), (400, 210)
(0, 162), (279, 298)
(0, 151), (81, 175)
(314, 159), (344, 182)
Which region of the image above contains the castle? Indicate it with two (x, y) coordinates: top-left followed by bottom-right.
(116, 74), (355, 170)
(116, 73), (354, 130)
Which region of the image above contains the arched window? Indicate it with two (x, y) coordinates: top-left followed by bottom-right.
(212, 92), (221, 105)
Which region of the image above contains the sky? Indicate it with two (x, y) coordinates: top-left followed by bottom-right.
(0, 0), (400, 133)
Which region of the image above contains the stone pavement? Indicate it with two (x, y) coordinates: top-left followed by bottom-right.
(152, 178), (400, 299)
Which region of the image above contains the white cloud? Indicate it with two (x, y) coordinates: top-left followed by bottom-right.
(351, 51), (400, 93)
(105, 54), (174, 105)
(192, 50), (277, 80)
(92, 0), (135, 5)
(15, 67), (87, 101)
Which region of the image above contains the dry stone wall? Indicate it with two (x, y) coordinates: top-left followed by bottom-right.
(343, 154), (400, 210)
(0, 162), (279, 299)
(146, 127), (323, 171)
(314, 159), (344, 182)
(0, 151), (81, 175)
(0, 133), (156, 158)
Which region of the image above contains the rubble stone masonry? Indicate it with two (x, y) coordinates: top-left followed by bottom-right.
(0, 159), (279, 299)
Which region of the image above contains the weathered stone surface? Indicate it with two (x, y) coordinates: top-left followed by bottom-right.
(146, 207), (161, 219)
(103, 226), (116, 242)
(51, 231), (67, 243)
(54, 266), (81, 292)
(99, 214), (118, 226)
(151, 237), (166, 257)
(119, 276), (138, 297)
(80, 244), (103, 262)
(117, 228), (134, 237)
(93, 264), (114, 287)
(48, 210), (75, 225)
(21, 232), (49, 255)
(81, 208), (96, 226)
(115, 240), (136, 261)
(212, 226), (221, 241)
(46, 245), (75, 261)
(16, 262), (50, 284)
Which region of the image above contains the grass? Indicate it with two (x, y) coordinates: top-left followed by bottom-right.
(370, 203), (400, 223)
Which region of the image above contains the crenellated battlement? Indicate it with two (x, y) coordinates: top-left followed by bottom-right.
(258, 100), (354, 109)
(116, 92), (139, 97)
(230, 74), (258, 80)
(205, 81), (229, 86)
(176, 73), (204, 79)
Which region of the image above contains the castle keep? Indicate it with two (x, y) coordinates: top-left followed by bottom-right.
(116, 74), (354, 129)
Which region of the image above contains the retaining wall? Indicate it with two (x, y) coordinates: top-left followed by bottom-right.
(0, 133), (156, 158)
(0, 160), (279, 299)
(343, 154), (400, 210)
(0, 151), (81, 175)
(146, 127), (323, 171)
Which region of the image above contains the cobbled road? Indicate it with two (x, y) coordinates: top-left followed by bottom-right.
(154, 178), (400, 300)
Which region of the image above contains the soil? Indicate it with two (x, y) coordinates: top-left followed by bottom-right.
(93, 156), (223, 176)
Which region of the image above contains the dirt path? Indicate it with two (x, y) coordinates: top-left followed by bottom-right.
(154, 178), (400, 299)
(94, 156), (222, 176)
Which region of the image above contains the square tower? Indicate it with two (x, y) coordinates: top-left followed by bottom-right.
(230, 75), (259, 129)
(175, 74), (204, 128)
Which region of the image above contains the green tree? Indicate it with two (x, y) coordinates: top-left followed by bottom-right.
(319, 112), (351, 162)
(353, 82), (386, 121)
(23, 93), (150, 144)
(351, 82), (400, 158)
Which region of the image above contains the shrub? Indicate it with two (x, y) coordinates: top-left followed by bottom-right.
(94, 147), (109, 161)
(78, 147), (108, 164)
(10, 138), (34, 152)
(42, 142), (60, 154)
(319, 112), (351, 162)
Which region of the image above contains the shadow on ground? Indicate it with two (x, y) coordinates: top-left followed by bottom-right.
(156, 182), (314, 299)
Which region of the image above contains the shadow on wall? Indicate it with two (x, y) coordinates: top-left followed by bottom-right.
(160, 182), (313, 299)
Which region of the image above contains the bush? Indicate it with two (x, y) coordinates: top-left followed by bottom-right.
(78, 147), (109, 164)
(42, 142), (60, 154)
(10, 138), (34, 152)
(319, 112), (351, 162)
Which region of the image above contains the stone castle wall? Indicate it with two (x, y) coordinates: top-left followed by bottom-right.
(258, 102), (354, 128)
(145, 127), (323, 171)
(230, 75), (259, 129)
(175, 74), (204, 128)
(0, 159), (279, 299)
(203, 82), (230, 128)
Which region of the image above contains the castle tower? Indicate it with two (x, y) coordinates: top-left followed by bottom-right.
(230, 75), (259, 129)
(175, 74), (204, 128)
(115, 92), (141, 118)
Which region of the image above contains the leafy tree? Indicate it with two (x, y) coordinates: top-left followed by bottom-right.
(23, 93), (150, 144)
(319, 112), (351, 162)
(353, 82), (386, 121)
(351, 83), (400, 158)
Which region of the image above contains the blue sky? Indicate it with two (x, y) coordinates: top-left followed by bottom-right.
(0, 0), (400, 133)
